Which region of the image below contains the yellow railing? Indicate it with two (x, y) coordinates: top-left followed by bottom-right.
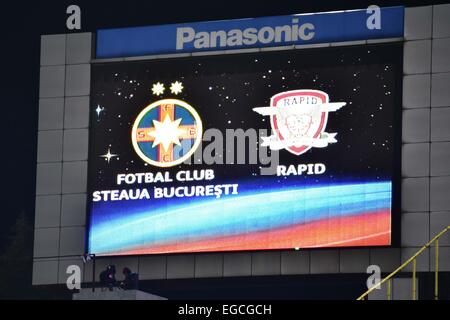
(357, 225), (450, 300)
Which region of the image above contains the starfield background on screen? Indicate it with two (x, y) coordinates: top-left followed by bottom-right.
(87, 43), (401, 256)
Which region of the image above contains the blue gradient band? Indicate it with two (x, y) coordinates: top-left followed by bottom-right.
(89, 181), (391, 255)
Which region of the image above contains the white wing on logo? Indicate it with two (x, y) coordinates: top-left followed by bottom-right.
(319, 102), (347, 112)
(260, 133), (338, 150)
(253, 102), (346, 117)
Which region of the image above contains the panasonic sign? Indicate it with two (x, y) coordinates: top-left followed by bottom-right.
(175, 19), (315, 50)
(96, 6), (404, 59)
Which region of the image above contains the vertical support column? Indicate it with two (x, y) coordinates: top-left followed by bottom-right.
(402, 5), (433, 279)
(430, 3), (450, 280)
(34, 34), (66, 286)
(412, 259), (417, 300)
(387, 279), (392, 300)
(434, 239), (439, 300)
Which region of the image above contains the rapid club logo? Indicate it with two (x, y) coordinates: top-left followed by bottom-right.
(254, 90), (346, 156)
(132, 82), (203, 167)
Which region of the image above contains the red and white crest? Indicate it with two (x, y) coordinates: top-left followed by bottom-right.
(254, 89), (345, 156)
(271, 90), (329, 156)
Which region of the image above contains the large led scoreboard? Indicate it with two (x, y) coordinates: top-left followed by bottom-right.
(87, 7), (403, 256)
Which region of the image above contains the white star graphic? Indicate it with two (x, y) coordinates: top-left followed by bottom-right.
(95, 105), (104, 117)
(170, 81), (184, 95)
(100, 148), (118, 163)
(151, 82), (165, 96)
(149, 115), (185, 151)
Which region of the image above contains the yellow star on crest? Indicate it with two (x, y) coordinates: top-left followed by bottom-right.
(151, 82), (165, 96)
(149, 114), (186, 151)
(170, 81), (184, 95)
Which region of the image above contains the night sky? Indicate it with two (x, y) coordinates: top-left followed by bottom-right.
(90, 44), (401, 196)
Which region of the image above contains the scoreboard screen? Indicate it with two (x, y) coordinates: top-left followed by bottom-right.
(87, 43), (401, 256)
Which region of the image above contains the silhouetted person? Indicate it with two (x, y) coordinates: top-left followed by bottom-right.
(99, 265), (117, 291)
(120, 267), (139, 290)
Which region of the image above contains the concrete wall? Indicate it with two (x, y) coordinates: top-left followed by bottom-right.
(401, 4), (450, 276)
(33, 5), (450, 291)
(34, 33), (91, 285)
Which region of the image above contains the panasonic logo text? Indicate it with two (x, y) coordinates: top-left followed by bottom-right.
(176, 18), (315, 50)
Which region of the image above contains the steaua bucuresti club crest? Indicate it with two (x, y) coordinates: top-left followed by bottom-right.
(253, 89), (347, 156)
(132, 81), (203, 167)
